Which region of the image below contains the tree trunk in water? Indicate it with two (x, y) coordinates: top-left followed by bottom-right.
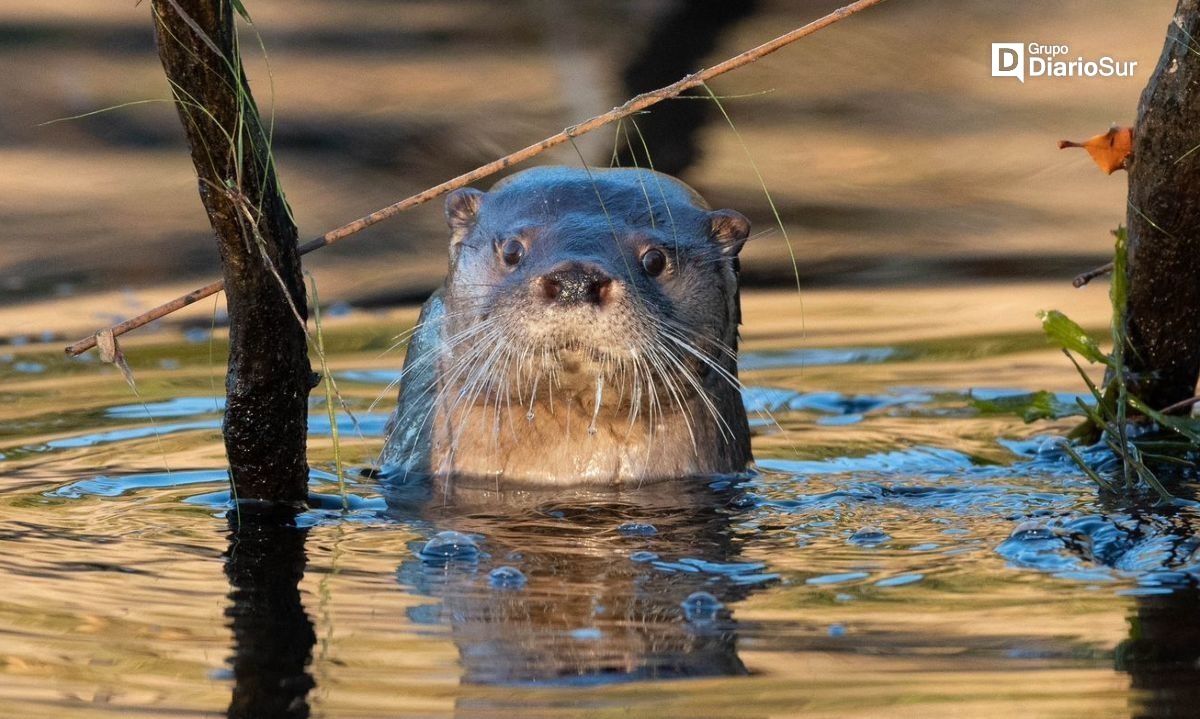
(1125, 0), (1200, 412)
(152, 0), (313, 503)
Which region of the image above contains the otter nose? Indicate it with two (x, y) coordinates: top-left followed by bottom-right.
(538, 263), (613, 306)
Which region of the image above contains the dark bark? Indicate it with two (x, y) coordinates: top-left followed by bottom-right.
(1125, 0), (1200, 411)
(151, 0), (313, 501)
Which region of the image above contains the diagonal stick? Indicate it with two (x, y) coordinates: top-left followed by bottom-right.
(65, 0), (888, 356)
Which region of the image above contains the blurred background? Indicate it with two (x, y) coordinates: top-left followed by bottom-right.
(0, 0), (1168, 336)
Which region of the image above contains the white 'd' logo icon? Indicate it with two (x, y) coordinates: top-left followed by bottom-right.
(992, 43), (1024, 82)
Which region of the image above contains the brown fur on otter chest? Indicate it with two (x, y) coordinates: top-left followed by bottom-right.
(380, 166), (752, 486)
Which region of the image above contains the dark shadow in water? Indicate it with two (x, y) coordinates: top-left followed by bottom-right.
(387, 477), (769, 696)
(224, 506), (316, 719)
(1086, 478), (1200, 718)
(615, 0), (760, 176)
(1117, 587), (1200, 719)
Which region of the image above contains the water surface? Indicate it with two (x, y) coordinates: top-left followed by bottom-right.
(1, 1), (1194, 716)
(1, 287), (1197, 718)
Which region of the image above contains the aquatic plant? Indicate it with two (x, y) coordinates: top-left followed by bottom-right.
(1040, 227), (1200, 501)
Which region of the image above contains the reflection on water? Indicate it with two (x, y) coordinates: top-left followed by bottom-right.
(2, 0), (1193, 712)
(391, 481), (764, 688)
(1119, 588), (1200, 719)
(1, 301), (1200, 716)
(224, 509), (315, 719)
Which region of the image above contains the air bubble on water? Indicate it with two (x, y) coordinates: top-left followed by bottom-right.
(681, 591), (723, 623)
(1009, 521), (1055, 541)
(419, 531), (480, 562)
(848, 527), (891, 546)
(488, 565), (527, 589)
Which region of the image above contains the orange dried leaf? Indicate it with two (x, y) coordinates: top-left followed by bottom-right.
(1058, 126), (1133, 174)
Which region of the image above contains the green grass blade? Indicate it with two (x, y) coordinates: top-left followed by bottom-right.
(1038, 310), (1110, 366)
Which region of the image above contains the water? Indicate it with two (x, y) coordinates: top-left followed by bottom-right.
(1, 1), (1192, 715)
(2, 293), (1198, 718)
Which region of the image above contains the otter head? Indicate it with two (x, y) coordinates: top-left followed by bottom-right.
(437, 166), (749, 417)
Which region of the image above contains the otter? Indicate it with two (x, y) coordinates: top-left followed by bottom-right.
(380, 166), (752, 486)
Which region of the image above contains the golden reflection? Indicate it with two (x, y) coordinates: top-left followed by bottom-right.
(387, 479), (761, 687)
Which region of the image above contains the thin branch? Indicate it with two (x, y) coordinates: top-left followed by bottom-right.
(1073, 261), (1114, 288)
(65, 0), (888, 356)
(1158, 394), (1200, 415)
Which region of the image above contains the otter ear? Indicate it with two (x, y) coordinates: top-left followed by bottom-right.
(445, 187), (484, 241)
(708, 209), (751, 256)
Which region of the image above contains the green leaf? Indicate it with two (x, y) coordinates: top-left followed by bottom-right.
(231, 0), (252, 22)
(1037, 310), (1110, 366)
(1128, 396), (1200, 444)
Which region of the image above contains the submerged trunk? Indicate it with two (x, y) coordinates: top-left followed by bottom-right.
(1124, 0), (1200, 411)
(151, 0), (313, 502)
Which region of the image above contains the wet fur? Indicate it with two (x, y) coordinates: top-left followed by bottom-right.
(381, 167), (751, 486)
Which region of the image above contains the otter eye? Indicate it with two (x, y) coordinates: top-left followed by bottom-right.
(499, 238), (525, 266)
(640, 248), (667, 277)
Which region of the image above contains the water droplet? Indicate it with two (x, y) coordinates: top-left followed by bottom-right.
(488, 566), (527, 589)
(618, 522), (658, 537)
(419, 531), (480, 562)
(848, 527), (890, 546)
(681, 591), (723, 623)
(629, 551), (659, 563)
